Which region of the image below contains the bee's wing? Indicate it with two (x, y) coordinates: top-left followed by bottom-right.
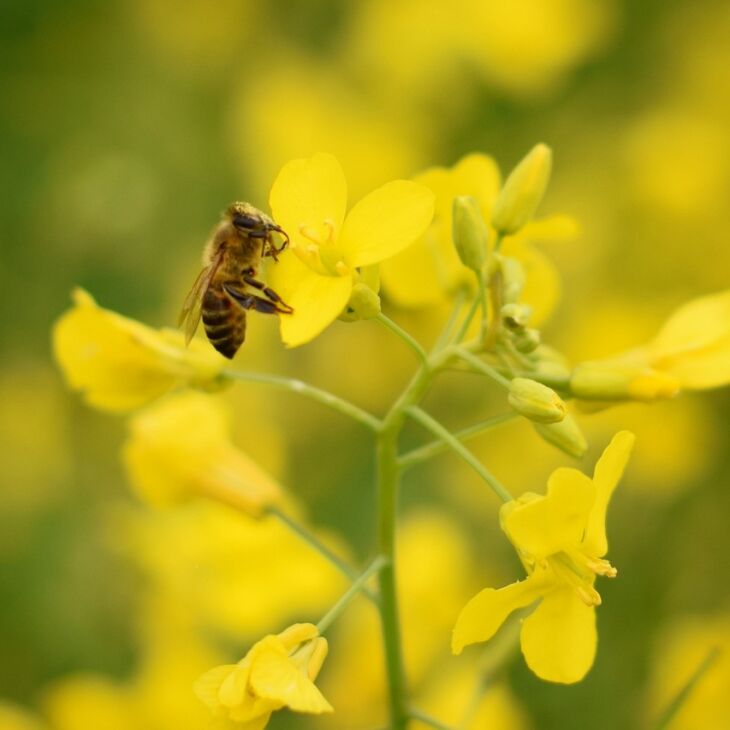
(179, 254), (223, 345)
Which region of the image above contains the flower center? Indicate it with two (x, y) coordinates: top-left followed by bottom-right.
(547, 549), (617, 607)
(292, 219), (350, 277)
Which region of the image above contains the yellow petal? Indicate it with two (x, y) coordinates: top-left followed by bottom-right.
(520, 587), (597, 683)
(249, 646), (333, 714)
(218, 663), (251, 708)
(52, 288), (224, 412)
(277, 623), (319, 651)
(269, 152), (347, 250)
(501, 468), (595, 558)
(193, 665), (237, 711)
(452, 573), (546, 654)
(649, 290), (730, 389)
(583, 431), (635, 558)
(268, 258), (352, 347)
(339, 180), (435, 267)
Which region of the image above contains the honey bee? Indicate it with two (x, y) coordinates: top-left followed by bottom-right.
(180, 202), (293, 358)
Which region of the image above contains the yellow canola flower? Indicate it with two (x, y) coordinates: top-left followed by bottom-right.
(53, 288), (226, 412)
(123, 392), (282, 515)
(570, 290), (730, 401)
(379, 153), (577, 325)
(453, 431), (635, 683)
(195, 623), (332, 728)
(267, 152), (435, 347)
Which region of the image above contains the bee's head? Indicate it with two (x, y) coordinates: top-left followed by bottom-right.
(227, 202), (274, 236)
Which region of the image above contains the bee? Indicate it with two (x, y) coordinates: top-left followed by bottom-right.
(180, 202), (293, 359)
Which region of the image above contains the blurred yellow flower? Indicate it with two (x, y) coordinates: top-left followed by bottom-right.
(42, 631), (222, 730)
(53, 288), (226, 412)
(414, 663), (531, 730)
(380, 153), (576, 325)
(453, 431), (634, 683)
(571, 290), (730, 401)
(267, 152), (434, 346)
(119, 502), (347, 638)
(645, 615), (730, 729)
(123, 392), (282, 515)
(195, 623), (332, 728)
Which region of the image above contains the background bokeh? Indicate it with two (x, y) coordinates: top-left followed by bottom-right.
(1, 1), (729, 728)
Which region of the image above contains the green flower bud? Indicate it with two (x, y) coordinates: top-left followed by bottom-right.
(501, 303), (532, 331)
(452, 196), (489, 272)
(340, 282), (381, 322)
(492, 143), (552, 235)
(570, 361), (680, 402)
(499, 256), (526, 304)
(514, 328), (541, 353)
(533, 413), (588, 458)
(508, 377), (566, 423)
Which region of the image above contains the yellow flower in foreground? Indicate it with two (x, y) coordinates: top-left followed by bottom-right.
(267, 152), (435, 346)
(570, 290), (730, 401)
(123, 392), (282, 515)
(380, 153), (577, 325)
(195, 623), (332, 728)
(453, 431), (635, 683)
(53, 288), (226, 412)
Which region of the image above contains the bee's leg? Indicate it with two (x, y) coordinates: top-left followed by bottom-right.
(223, 282), (293, 315)
(242, 275), (294, 313)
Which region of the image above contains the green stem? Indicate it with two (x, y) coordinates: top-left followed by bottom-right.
(398, 413), (518, 470)
(405, 406), (513, 504)
(655, 646), (721, 730)
(376, 362), (438, 730)
(409, 707), (456, 730)
(223, 369), (381, 431)
(316, 556), (387, 634)
(269, 507), (377, 604)
(376, 313), (428, 365)
(451, 347), (512, 389)
(433, 289), (467, 352)
(477, 273), (488, 341)
(454, 291), (482, 344)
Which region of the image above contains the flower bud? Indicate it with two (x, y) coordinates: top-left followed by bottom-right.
(508, 377), (566, 423)
(514, 328), (541, 353)
(492, 144), (552, 235)
(533, 413), (588, 458)
(340, 282), (382, 321)
(570, 361), (680, 402)
(501, 303), (532, 331)
(499, 256), (526, 304)
(452, 195), (488, 272)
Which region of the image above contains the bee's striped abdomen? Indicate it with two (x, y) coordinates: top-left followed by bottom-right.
(202, 285), (246, 359)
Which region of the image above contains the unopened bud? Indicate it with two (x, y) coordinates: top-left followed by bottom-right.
(533, 413), (588, 458)
(492, 144), (552, 235)
(508, 377), (566, 423)
(514, 328), (541, 353)
(452, 196), (488, 272)
(570, 361), (680, 402)
(499, 256), (526, 304)
(501, 303), (532, 331)
(340, 282), (381, 322)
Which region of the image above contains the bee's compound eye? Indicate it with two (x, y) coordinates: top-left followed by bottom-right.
(233, 214), (258, 229)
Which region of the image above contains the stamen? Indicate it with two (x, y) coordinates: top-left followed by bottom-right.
(299, 225), (322, 244)
(335, 261), (350, 276)
(322, 219), (336, 243)
(585, 557), (618, 578)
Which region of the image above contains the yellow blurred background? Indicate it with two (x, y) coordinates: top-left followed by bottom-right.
(1, 1), (729, 728)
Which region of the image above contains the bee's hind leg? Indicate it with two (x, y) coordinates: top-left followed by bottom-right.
(241, 275), (294, 314)
(223, 282), (293, 315)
